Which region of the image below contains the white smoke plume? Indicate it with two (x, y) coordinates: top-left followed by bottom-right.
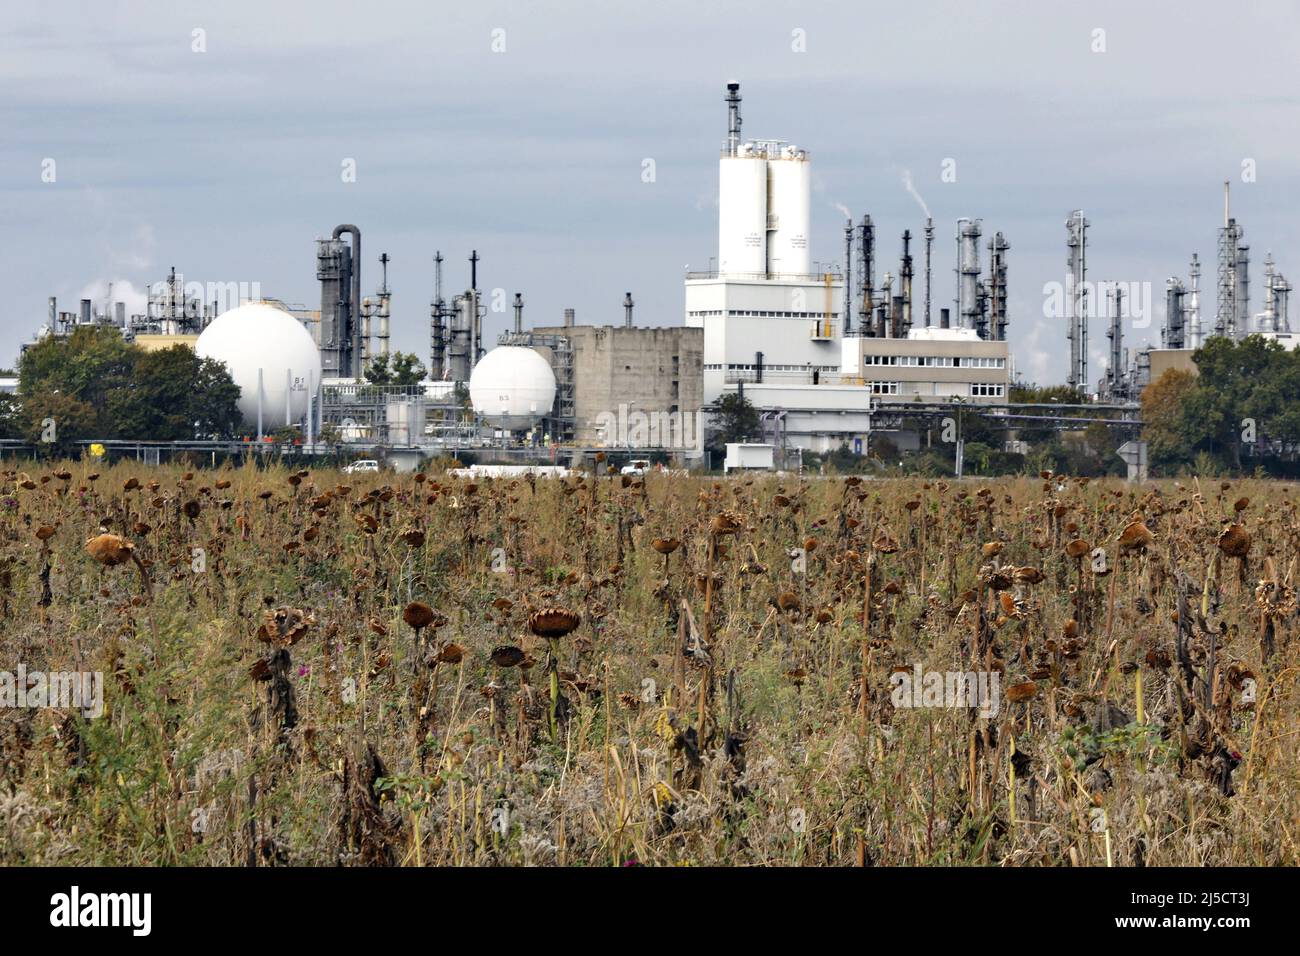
(901, 169), (931, 219)
(78, 278), (149, 321)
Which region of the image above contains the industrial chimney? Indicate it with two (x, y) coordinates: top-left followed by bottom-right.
(956, 218), (982, 332)
(923, 218), (934, 327)
(843, 219), (854, 334)
(564, 308), (575, 328)
(623, 292), (634, 328)
(725, 82), (742, 156)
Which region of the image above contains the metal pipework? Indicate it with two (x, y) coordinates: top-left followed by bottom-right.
(360, 300), (372, 369)
(513, 293), (524, 334)
(956, 218), (982, 332)
(1217, 182), (1244, 340)
(880, 273), (894, 338)
(331, 224), (362, 377)
(1276, 272), (1293, 332)
(900, 229), (913, 338)
(858, 214), (875, 334)
(1065, 210), (1088, 394)
(377, 253), (391, 357)
(843, 219), (853, 334)
(1107, 283), (1125, 398)
(725, 82), (742, 156)
(1235, 244), (1250, 336)
(1164, 278), (1185, 349)
(1263, 254), (1277, 333)
(467, 251), (482, 364)
(988, 231), (1009, 341)
(624, 292), (634, 328)
(431, 251), (447, 379)
(923, 218), (934, 327)
(1187, 253), (1202, 349)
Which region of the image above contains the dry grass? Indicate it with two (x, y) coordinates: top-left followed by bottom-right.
(1, 461), (1297, 866)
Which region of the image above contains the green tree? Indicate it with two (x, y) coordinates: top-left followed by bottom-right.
(1141, 367), (1199, 474)
(19, 326), (135, 435)
(364, 354), (393, 385)
(0, 393), (21, 440)
(1192, 335), (1283, 469)
(710, 392), (761, 445)
(107, 346), (242, 440)
(389, 352), (427, 387)
(17, 330), (242, 446)
(364, 351), (427, 387)
(19, 389), (98, 455)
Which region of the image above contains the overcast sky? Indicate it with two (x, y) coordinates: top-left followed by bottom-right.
(3, 0), (1298, 385)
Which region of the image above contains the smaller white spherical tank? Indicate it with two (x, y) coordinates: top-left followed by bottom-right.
(196, 301), (323, 428)
(469, 346), (556, 431)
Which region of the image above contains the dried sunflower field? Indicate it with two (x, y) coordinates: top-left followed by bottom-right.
(1, 461), (1297, 867)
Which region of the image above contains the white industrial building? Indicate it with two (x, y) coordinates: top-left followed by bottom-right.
(686, 83), (1011, 456)
(686, 84), (845, 405)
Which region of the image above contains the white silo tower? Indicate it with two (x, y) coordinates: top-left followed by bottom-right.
(765, 144), (811, 277)
(686, 83), (843, 405)
(718, 143), (768, 276)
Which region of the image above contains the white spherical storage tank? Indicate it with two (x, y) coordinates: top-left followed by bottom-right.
(469, 346), (556, 431)
(196, 301), (323, 429)
(766, 147), (811, 277)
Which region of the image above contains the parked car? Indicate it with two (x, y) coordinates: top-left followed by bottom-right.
(344, 459), (380, 474)
(620, 459), (652, 476)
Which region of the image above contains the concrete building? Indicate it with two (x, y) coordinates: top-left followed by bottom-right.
(687, 272), (845, 401)
(1147, 348), (1197, 384)
(839, 327), (1010, 401)
(132, 333), (200, 353)
(531, 324), (704, 451)
(728, 328), (1011, 455)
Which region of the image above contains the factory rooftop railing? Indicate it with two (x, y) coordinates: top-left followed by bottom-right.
(321, 383), (433, 410)
(685, 270), (844, 282)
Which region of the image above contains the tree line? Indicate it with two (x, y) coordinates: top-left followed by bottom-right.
(1142, 335), (1300, 477)
(0, 327), (242, 453)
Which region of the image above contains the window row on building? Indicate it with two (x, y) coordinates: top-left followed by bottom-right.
(688, 309), (841, 320)
(707, 363), (841, 373)
(864, 381), (1007, 398)
(861, 354), (1006, 368)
